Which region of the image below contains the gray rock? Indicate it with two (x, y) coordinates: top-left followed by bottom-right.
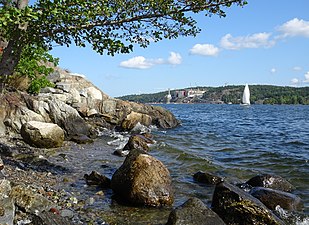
(10, 185), (55, 214)
(193, 171), (223, 185)
(246, 174), (295, 192)
(250, 187), (303, 211)
(111, 149), (174, 207)
(121, 111), (152, 131)
(21, 121), (64, 148)
(166, 197), (226, 225)
(32, 211), (73, 225)
(0, 197), (15, 225)
(211, 181), (285, 225)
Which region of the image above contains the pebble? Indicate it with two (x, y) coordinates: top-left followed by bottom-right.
(60, 209), (74, 218)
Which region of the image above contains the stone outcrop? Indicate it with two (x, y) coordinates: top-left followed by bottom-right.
(246, 174), (295, 192)
(20, 121), (64, 148)
(0, 70), (179, 141)
(111, 149), (174, 207)
(166, 197), (226, 225)
(211, 181), (285, 225)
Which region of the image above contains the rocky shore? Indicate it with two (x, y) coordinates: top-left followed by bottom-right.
(0, 70), (306, 224)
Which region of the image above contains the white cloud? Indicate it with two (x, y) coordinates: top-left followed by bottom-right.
(277, 18), (309, 38)
(270, 68), (276, 73)
(291, 78), (300, 85)
(168, 52), (182, 65)
(120, 52), (182, 69)
(220, 33), (275, 50)
(293, 66), (302, 71)
(120, 56), (156, 69)
(189, 44), (219, 56)
(304, 71), (309, 83)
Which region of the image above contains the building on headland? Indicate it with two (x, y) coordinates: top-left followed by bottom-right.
(187, 89), (205, 98)
(174, 88), (205, 98)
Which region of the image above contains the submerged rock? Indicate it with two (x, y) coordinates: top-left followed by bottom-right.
(211, 181), (285, 225)
(249, 187), (303, 211)
(246, 174), (295, 192)
(21, 121), (64, 148)
(193, 171), (223, 185)
(84, 171), (111, 188)
(166, 197), (226, 225)
(111, 149), (174, 207)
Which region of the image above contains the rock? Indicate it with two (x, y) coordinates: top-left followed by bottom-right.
(44, 96), (91, 138)
(113, 149), (130, 157)
(123, 133), (154, 152)
(211, 181), (285, 225)
(10, 185), (55, 214)
(85, 86), (103, 100)
(111, 149), (174, 207)
(246, 174), (295, 192)
(84, 171), (111, 188)
(31, 211), (73, 225)
(0, 179), (11, 198)
(70, 134), (93, 144)
(20, 121), (64, 148)
(121, 111), (152, 131)
(193, 171), (223, 185)
(0, 179), (14, 225)
(166, 197), (226, 225)
(147, 105), (180, 129)
(250, 187), (303, 211)
(0, 196), (15, 225)
(0, 104), (6, 136)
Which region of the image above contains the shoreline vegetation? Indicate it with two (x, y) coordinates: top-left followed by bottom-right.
(118, 85), (309, 105)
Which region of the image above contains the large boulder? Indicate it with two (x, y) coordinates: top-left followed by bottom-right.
(246, 174), (295, 192)
(211, 182), (285, 225)
(166, 197), (226, 225)
(111, 149), (174, 207)
(21, 121), (64, 148)
(249, 187), (303, 211)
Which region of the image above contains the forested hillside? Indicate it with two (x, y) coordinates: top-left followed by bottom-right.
(118, 85), (309, 105)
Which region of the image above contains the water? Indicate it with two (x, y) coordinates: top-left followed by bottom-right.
(50, 104), (309, 224)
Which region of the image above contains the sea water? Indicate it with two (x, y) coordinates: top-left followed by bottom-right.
(51, 104), (309, 224)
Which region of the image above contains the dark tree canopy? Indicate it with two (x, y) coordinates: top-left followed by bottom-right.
(0, 0), (247, 91)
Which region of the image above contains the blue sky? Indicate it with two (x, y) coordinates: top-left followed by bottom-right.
(50, 0), (309, 97)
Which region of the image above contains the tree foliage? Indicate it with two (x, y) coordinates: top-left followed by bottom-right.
(119, 85), (309, 105)
(0, 0), (247, 92)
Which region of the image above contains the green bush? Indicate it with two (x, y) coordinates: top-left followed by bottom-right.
(15, 44), (58, 94)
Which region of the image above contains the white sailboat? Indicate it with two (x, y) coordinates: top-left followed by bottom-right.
(241, 84), (250, 106)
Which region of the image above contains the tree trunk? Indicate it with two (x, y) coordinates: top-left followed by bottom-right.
(0, 0), (29, 92)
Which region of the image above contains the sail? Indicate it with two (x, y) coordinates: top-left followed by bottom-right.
(242, 84), (250, 105)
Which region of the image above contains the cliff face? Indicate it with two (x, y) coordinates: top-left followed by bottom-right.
(0, 69), (180, 139)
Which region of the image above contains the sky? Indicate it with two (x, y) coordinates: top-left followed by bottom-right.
(50, 0), (309, 97)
